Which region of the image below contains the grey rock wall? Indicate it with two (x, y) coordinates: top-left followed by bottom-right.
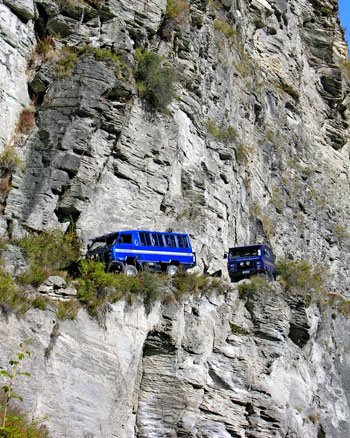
(0, 0), (34, 149)
(1, 286), (350, 437)
(1, 0), (349, 292)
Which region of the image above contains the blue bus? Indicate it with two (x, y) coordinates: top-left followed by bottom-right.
(225, 244), (275, 282)
(87, 230), (196, 276)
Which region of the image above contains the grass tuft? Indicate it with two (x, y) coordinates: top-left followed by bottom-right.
(205, 119), (238, 143)
(56, 300), (81, 320)
(0, 147), (22, 173)
(165, 0), (189, 20)
(17, 230), (80, 287)
(214, 17), (236, 39)
(135, 49), (177, 111)
(237, 275), (271, 298)
(275, 259), (326, 298)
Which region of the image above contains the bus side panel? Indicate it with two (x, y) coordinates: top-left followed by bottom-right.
(112, 231), (195, 267)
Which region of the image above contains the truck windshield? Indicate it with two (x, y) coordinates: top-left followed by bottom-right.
(229, 246), (261, 258)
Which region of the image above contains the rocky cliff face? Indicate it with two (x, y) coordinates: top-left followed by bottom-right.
(1, 0), (350, 436)
(1, 285), (350, 437)
(0, 0), (349, 289)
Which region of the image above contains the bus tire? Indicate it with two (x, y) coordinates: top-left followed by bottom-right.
(167, 265), (178, 277)
(124, 265), (138, 277)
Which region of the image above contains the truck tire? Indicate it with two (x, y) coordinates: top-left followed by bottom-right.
(167, 265), (178, 277)
(124, 265), (137, 277)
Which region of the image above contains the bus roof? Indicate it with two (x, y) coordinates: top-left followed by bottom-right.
(90, 230), (190, 242)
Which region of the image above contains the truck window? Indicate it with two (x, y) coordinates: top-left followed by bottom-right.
(177, 235), (189, 248)
(229, 246), (261, 258)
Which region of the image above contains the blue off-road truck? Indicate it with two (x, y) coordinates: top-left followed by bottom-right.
(225, 244), (275, 282)
(87, 229), (196, 276)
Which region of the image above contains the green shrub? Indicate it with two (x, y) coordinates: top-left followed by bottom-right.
(37, 36), (55, 56)
(135, 49), (177, 111)
(275, 259), (326, 297)
(0, 341), (49, 437)
(214, 17), (236, 39)
(324, 293), (350, 319)
(32, 296), (48, 311)
(172, 272), (209, 298)
(77, 46), (120, 65)
(205, 119), (238, 143)
(0, 254), (53, 314)
(165, 0), (189, 20)
(77, 260), (164, 315)
(18, 265), (48, 288)
(0, 267), (30, 314)
(17, 230), (80, 287)
(17, 108), (36, 135)
(208, 0), (223, 13)
(338, 299), (350, 318)
(237, 275), (271, 298)
(230, 323), (249, 335)
(141, 272), (162, 312)
(110, 274), (144, 302)
(56, 300), (81, 320)
(0, 402), (49, 438)
(0, 147), (22, 173)
(76, 260), (117, 316)
(235, 144), (249, 165)
(233, 52), (254, 78)
(55, 45), (129, 80)
(55, 48), (78, 78)
(333, 224), (349, 242)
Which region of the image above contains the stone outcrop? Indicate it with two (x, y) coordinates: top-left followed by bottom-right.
(1, 285), (350, 437)
(37, 275), (77, 300)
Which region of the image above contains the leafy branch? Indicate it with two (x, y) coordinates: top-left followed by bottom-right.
(0, 340), (32, 432)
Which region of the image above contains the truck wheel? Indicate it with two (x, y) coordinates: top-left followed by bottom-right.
(167, 265), (178, 277)
(124, 265), (137, 277)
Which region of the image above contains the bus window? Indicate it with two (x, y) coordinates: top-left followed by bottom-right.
(177, 235), (189, 248)
(152, 233), (164, 247)
(119, 234), (132, 244)
(140, 232), (152, 246)
(164, 234), (176, 247)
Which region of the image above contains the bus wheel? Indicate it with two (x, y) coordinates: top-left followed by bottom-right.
(265, 271), (273, 282)
(124, 265), (137, 277)
(167, 265), (178, 277)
